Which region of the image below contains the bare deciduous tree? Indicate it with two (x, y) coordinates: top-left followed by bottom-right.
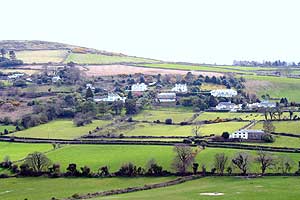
(255, 151), (275, 174)
(277, 155), (295, 174)
(214, 153), (228, 175)
(263, 120), (275, 134)
(24, 152), (52, 172)
(232, 152), (250, 175)
(192, 123), (201, 137)
(172, 144), (199, 174)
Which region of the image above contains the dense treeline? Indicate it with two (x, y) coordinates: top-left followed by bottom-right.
(0, 48), (23, 67)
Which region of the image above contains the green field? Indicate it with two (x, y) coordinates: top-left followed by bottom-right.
(244, 75), (300, 101)
(45, 145), (300, 173)
(239, 135), (300, 148)
(200, 83), (226, 90)
(253, 121), (300, 134)
(0, 125), (15, 133)
(133, 109), (196, 123)
(104, 176), (300, 200)
(0, 177), (174, 200)
(196, 112), (265, 121)
(0, 142), (52, 161)
(142, 63), (278, 74)
(11, 120), (111, 139)
(15, 50), (68, 63)
(65, 53), (158, 64)
(123, 122), (248, 137)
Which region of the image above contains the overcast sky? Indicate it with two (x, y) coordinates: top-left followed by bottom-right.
(1, 0), (299, 64)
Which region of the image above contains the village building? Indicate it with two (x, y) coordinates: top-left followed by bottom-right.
(216, 102), (240, 111)
(131, 83), (148, 92)
(157, 92), (176, 103)
(52, 76), (61, 83)
(210, 89), (237, 97)
(8, 73), (24, 80)
(94, 93), (126, 103)
(229, 129), (265, 140)
(171, 84), (188, 93)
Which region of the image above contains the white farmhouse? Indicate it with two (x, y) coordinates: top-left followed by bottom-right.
(171, 84), (187, 93)
(52, 76), (61, 83)
(211, 89), (237, 97)
(229, 129), (265, 140)
(157, 93), (176, 103)
(94, 93), (126, 103)
(216, 102), (239, 111)
(131, 83), (148, 92)
(8, 73), (24, 79)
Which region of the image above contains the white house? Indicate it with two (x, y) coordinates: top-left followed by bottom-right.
(131, 83), (148, 92)
(211, 89), (237, 97)
(52, 76), (61, 83)
(171, 84), (187, 93)
(94, 93), (126, 103)
(229, 129), (265, 140)
(86, 83), (95, 91)
(157, 93), (176, 103)
(8, 73), (24, 79)
(247, 101), (276, 109)
(216, 102), (240, 111)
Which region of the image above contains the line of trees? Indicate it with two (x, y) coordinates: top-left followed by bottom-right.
(233, 60), (300, 67)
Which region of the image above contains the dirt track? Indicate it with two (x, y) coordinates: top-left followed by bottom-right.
(84, 65), (224, 77)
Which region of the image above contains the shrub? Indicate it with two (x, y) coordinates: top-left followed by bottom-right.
(165, 118), (172, 125)
(221, 132), (230, 139)
(262, 134), (275, 143)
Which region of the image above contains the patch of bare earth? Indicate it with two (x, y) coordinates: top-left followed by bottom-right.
(245, 79), (274, 95)
(200, 192), (224, 196)
(85, 65), (224, 77)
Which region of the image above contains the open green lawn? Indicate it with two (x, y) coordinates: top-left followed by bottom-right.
(133, 109), (196, 123)
(65, 53), (158, 64)
(15, 50), (68, 63)
(196, 112), (265, 121)
(253, 121), (300, 134)
(0, 177), (174, 200)
(10, 120), (111, 139)
(0, 142), (52, 161)
(102, 176), (300, 200)
(244, 75), (300, 101)
(46, 145), (300, 173)
(0, 125), (15, 133)
(124, 122), (248, 137)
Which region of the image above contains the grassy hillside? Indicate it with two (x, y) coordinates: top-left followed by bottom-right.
(15, 50), (68, 63)
(0, 177), (174, 200)
(107, 176), (300, 200)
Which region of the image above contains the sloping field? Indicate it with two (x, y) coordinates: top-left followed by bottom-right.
(252, 121), (300, 135)
(0, 177), (174, 200)
(65, 53), (158, 64)
(85, 65), (224, 76)
(244, 75), (300, 101)
(196, 112), (265, 121)
(105, 176), (300, 200)
(15, 50), (68, 64)
(10, 120), (111, 139)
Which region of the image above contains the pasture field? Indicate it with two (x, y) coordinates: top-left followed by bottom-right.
(200, 83), (226, 90)
(0, 125), (15, 133)
(22, 84), (78, 93)
(15, 50), (68, 64)
(0, 142), (52, 161)
(65, 53), (158, 64)
(240, 135), (300, 148)
(123, 122), (248, 137)
(10, 120), (111, 139)
(104, 176), (300, 200)
(196, 112), (265, 121)
(244, 75), (300, 101)
(252, 121), (300, 134)
(0, 68), (39, 75)
(142, 63), (278, 74)
(46, 145), (300, 173)
(133, 109), (196, 123)
(0, 177), (174, 200)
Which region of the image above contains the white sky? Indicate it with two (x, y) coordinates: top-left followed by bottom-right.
(1, 0), (300, 64)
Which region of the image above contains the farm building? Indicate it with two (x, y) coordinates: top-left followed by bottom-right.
(52, 76), (61, 83)
(229, 129), (265, 140)
(171, 84), (187, 93)
(216, 102), (240, 111)
(8, 73), (24, 79)
(211, 89), (237, 97)
(157, 92), (176, 103)
(94, 93), (126, 103)
(131, 83), (148, 92)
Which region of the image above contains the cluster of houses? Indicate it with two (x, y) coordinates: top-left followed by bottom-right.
(215, 100), (276, 112)
(211, 89), (237, 97)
